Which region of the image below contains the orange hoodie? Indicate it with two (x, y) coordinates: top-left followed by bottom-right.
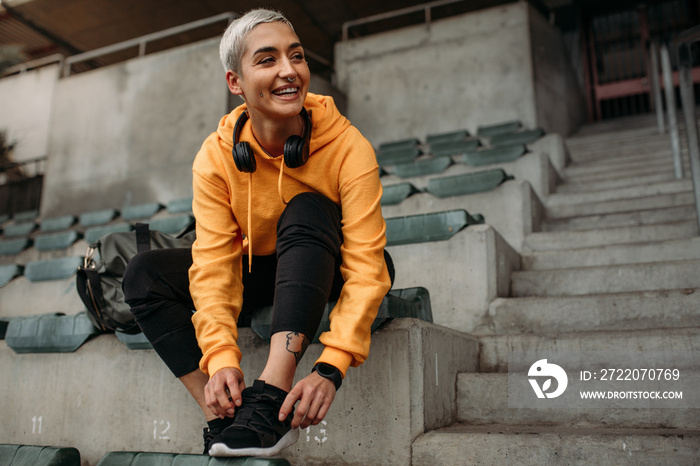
(189, 93), (391, 379)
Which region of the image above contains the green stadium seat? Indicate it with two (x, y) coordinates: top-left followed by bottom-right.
(490, 128), (544, 146)
(146, 214), (194, 235)
(24, 256), (83, 282)
(0, 263), (23, 287)
(166, 197), (193, 214)
(79, 208), (119, 227)
(3, 221), (36, 237)
(40, 215), (77, 233)
(462, 144), (526, 166)
(0, 444), (80, 466)
(381, 183), (420, 205)
(34, 231), (81, 252)
(426, 129), (470, 145)
(393, 156), (452, 178)
(84, 223), (132, 244)
(377, 138), (422, 166)
(96, 451), (290, 465)
(385, 209), (484, 246)
(252, 286), (433, 342)
(427, 168), (514, 198)
(4, 312), (100, 353)
(0, 237), (32, 255)
(0, 213), (10, 224)
(116, 331), (153, 350)
(121, 203), (163, 221)
(12, 210), (40, 222)
(477, 120), (522, 137)
(429, 139), (481, 157)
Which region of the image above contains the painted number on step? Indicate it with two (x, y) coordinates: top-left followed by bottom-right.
(31, 416), (42, 434)
(305, 420), (328, 443)
(153, 420), (171, 440)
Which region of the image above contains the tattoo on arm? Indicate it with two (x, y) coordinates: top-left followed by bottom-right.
(285, 331), (310, 366)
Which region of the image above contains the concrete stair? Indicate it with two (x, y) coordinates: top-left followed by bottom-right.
(411, 116), (700, 465)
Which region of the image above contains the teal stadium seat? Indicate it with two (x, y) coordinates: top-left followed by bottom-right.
(252, 287), (433, 342)
(166, 197), (194, 214)
(381, 183), (421, 205)
(40, 215), (77, 233)
(0, 237), (32, 255)
(84, 223), (132, 244)
(146, 214), (194, 235)
(34, 231), (81, 251)
(477, 120), (522, 137)
(96, 451), (290, 466)
(4, 312), (101, 353)
(121, 202), (163, 221)
(392, 155), (453, 178)
(462, 144), (526, 166)
(12, 210), (39, 222)
(490, 128), (544, 146)
(0, 263), (23, 287)
(3, 221), (36, 237)
(385, 209), (484, 246)
(24, 256), (83, 282)
(115, 331), (153, 350)
(426, 129), (471, 145)
(79, 208), (119, 227)
(0, 444), (80, 466)
(427, 168), (514, 198)
(376, 138), (422, 166)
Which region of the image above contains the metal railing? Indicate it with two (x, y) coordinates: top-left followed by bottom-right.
(676, 25), (700, 233)
(342, 0), (469, 41)
(3, 54), (64, 76)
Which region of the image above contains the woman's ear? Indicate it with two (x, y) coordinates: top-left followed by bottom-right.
(226, 70), (244, 96)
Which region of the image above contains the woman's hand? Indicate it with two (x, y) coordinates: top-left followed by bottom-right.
(205, 367), (245, 419)
(279, 371), (336, 429)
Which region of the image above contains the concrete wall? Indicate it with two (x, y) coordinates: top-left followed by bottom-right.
(334, 2), (584, 147)
(0, 63), (60, 162)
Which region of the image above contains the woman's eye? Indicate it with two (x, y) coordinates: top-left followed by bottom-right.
(259, 57), (275, 65)
(292, 53), (305, 62)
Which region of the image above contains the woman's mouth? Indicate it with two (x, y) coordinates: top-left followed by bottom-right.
(272, 86), (299, 98)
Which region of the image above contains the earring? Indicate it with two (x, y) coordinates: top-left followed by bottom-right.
(260, 92), (263, 97)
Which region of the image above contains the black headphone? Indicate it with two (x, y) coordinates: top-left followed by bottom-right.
(232, 107), (312, 173)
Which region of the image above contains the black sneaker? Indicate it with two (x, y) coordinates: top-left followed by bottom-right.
(203, 417), (234, 455)
(208, 379), (299, 457)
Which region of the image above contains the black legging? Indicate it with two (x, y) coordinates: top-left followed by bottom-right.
(123, 192), (394, 377)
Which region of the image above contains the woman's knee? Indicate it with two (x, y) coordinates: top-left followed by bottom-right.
(277, 192), (343, 255)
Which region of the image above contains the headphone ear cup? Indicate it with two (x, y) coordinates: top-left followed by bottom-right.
(232, 141), (257, 173)
(283, 135), (307, 169)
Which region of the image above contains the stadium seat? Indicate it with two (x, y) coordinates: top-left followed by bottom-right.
(3, 221), (36, 237)
(0, 237), (31, 255)
(392, 156), (452, 178)
(4, 312), (100, 353)
(12, 210), (39, 222)
(376, 138), (422, 166)
(146, 214), (194, 235)
(0, 444), (80, 466)
(429, 139), (481, 157)
(490, 128), (544, 146)
(385, 209), (484, 246)
(121, 203), (163, 221)
(0, 263), (23, 287)
(96, 451), (290, 465)
(79, 208), (119, 228)
(34, 231), (81, 252)
(24, 256), (83, 282)
(115, 331), (152, 350)
(477, 120), (522, 137)
(426, 168), (513, 198)
(251, 286), (433, 342)
(39, 215), (77, 233)
(462, 144), (526, 166)
(84, 223), (132, 244)
(166, 197), (193, 214)
(426, 129), (471, 145)
(381, 183), (421, 205)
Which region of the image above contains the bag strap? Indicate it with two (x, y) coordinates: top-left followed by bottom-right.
(135, 223), (151, 253)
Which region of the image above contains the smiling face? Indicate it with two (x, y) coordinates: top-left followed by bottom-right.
(226, 21), (310, 123)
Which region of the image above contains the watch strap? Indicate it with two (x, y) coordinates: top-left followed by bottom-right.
(312, 362), (343, 391)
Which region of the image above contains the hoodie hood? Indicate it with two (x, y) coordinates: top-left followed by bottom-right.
(216, 93), (351, 157)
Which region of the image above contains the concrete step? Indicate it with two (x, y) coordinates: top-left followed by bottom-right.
(476, 289), (700, 335)
(521, 237), (700, 269)
(0, 318), (479, 466)
(545, 190), (695, 219)
(412, 426), (700, 465)
(511, 258), (700, 297)
(555, 171), (679, 194)
(563, 147), (675, 176)
(561, 162), (688, 186)
(456, 373), (699, 430)
(524, 221), (698, 251)
(545, 179), (692, 208)
(542, 204), (696, 232)
(478, 328), (700, 372)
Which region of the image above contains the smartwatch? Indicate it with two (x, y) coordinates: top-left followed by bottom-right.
(312, 362), (343, 391)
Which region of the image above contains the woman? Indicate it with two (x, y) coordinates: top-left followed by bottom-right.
(123, 8), (393, 458)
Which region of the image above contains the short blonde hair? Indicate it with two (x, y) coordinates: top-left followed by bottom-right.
(219, 9), (294, 73)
